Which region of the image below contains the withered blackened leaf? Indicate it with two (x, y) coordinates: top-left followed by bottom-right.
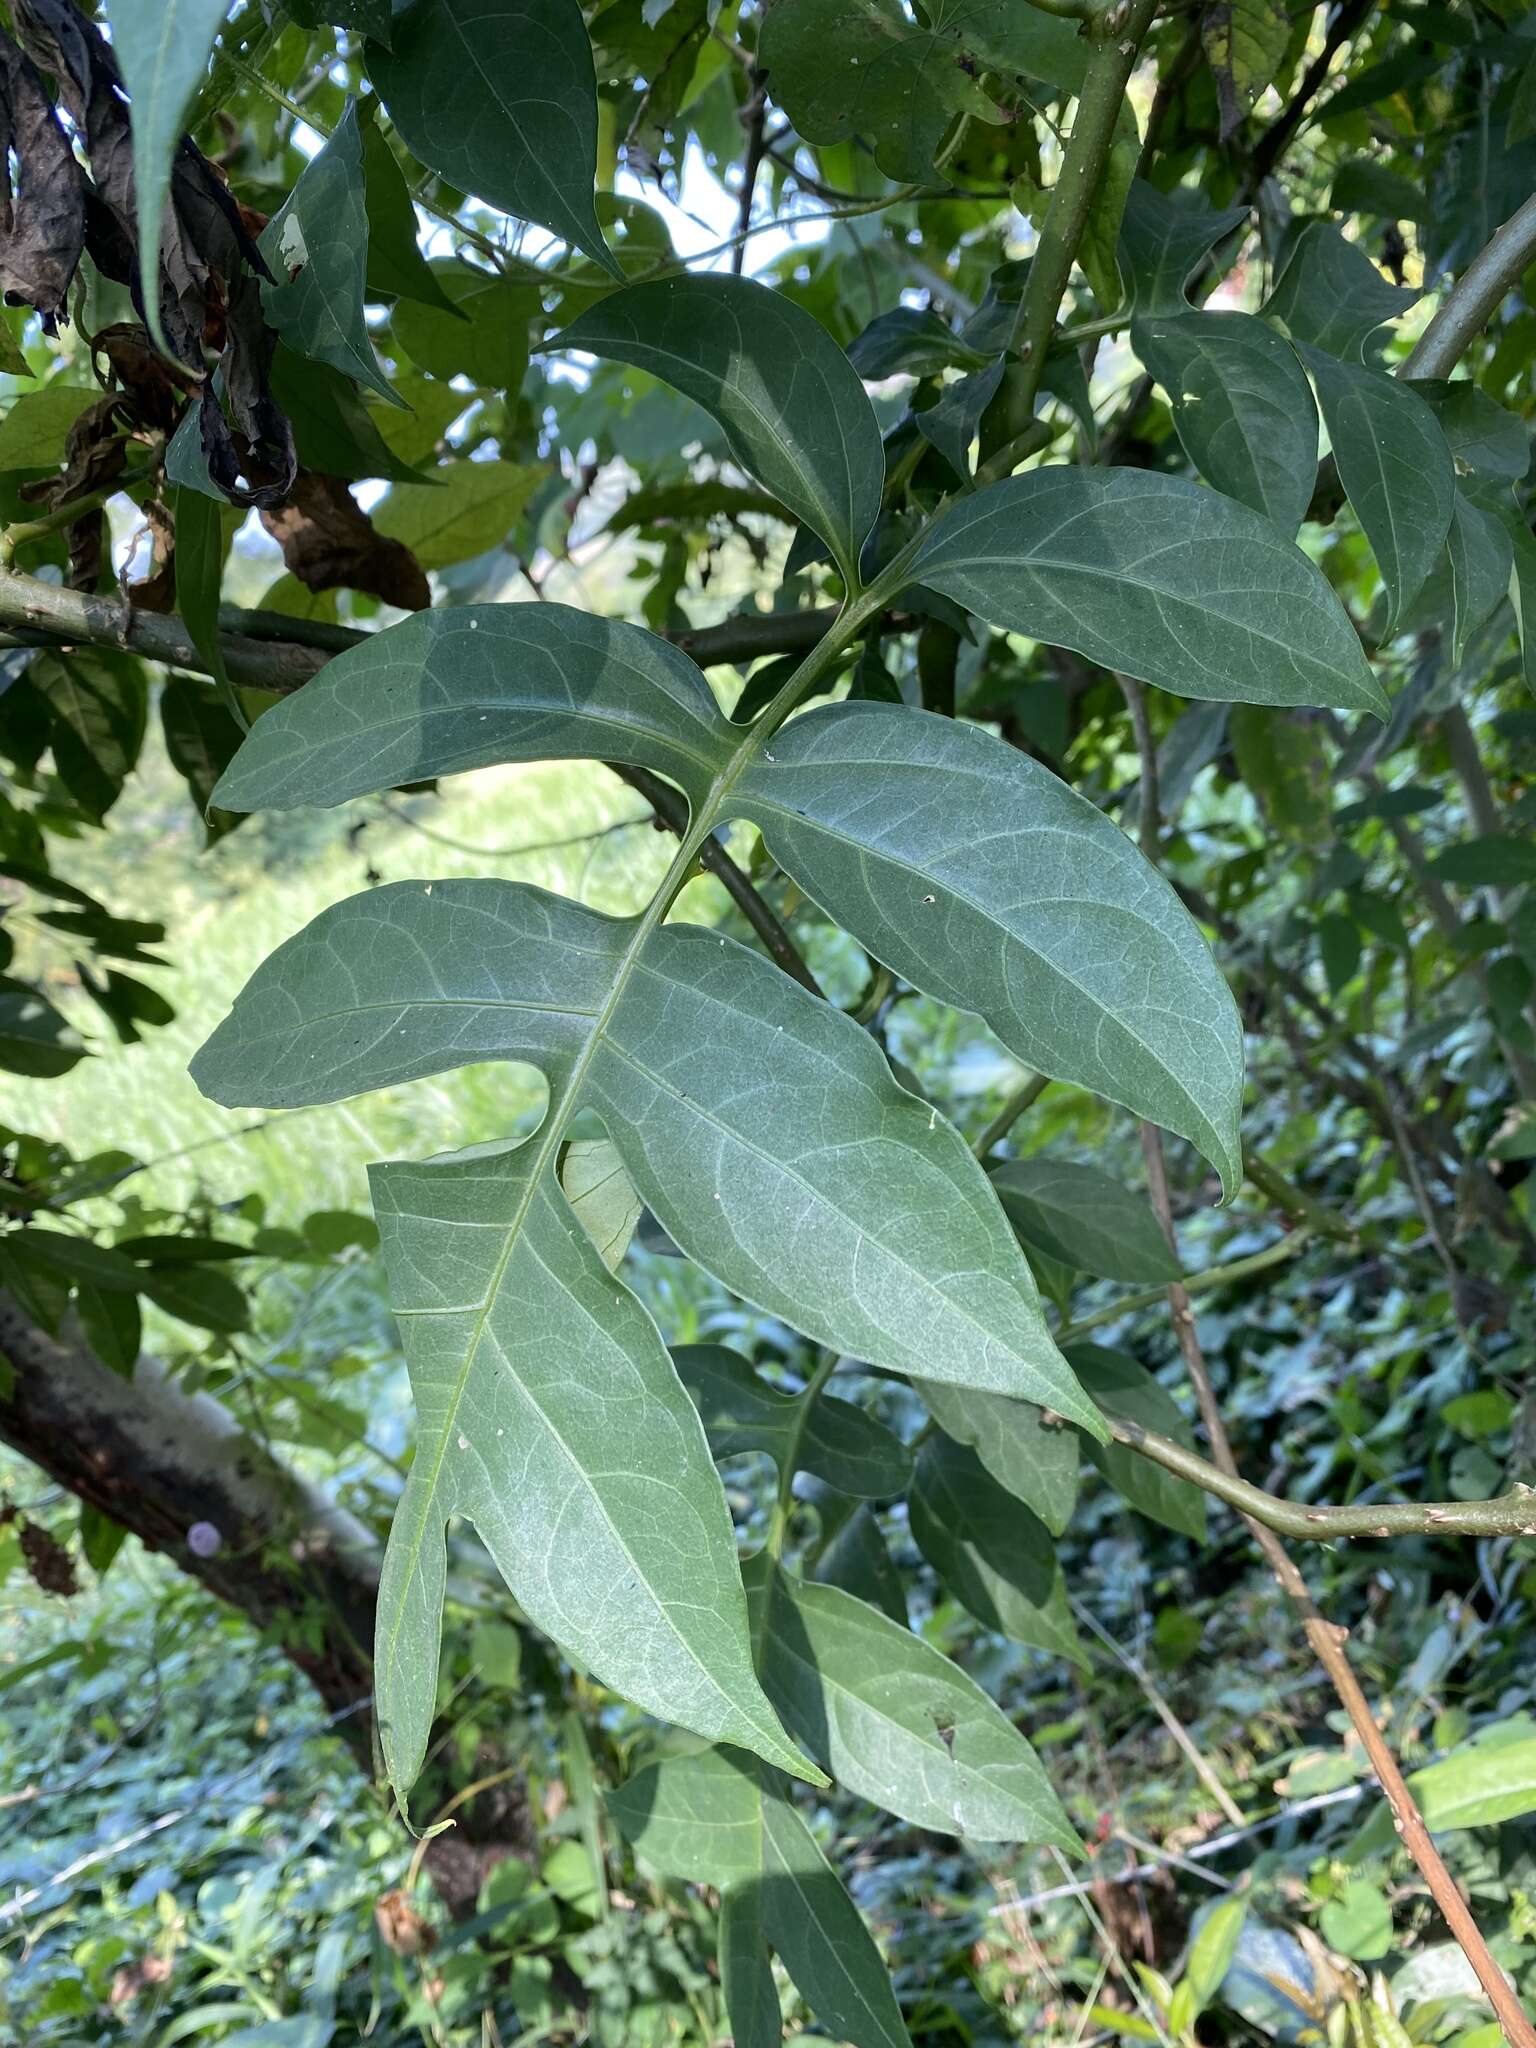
(199, 273), (297, 508)
(260, 470), (430, 611)
(0, 29), (85, 330)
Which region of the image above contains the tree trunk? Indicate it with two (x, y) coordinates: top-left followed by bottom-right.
(0, 1291), (379, 1762)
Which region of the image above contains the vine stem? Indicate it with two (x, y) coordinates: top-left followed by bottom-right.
(977, 0), (1158, 467)
(1120, 683), (1535, 2048)
(1056, 1228), (1311, 1339)
(1403, 191), (1536, 378)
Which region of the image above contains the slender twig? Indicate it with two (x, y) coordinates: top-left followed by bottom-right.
(730, 73), (769, 277)
(1058, 1228), (1311, 1339)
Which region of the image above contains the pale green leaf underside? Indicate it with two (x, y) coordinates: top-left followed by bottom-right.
(259, 99), (402, 408)
(192, 881), (1102, 1433)
(737, 702), (1245, 1194)
(610, 1747), (911, 2048)
(910, 468), (1386, 714)
(555, 275), (884, 582)
(756, 1566), (1080, 1849)
(211, 607), (1245, 1189)
(107, 0), (231, 345)
(367, 0), (620, 280)
(370, 1136), (813, 1799)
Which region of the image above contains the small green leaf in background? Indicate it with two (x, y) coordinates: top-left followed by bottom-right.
(758, 0), (1084, 184)
(557, 274), (884, 585)
(393, 262), (537, 389)
(1229, 706), (1334, 847)
(559, 1138), (642, 1274)
(1202, 0), (1290, 138)
(1320, 1878), (1393, 1961)
(260, 100), (402, 408)
(0, 385), (99, 469)
(106, 0), (231, 350)
(909, 1433), (1086, 1667)
(610, 1747), (912, 2048)
(911, 468), (1386, 715)
(368, 0), (621, 280)
(990, 1158), (1180, 1284)
(373, 459), (544, 568)
(673, 1345), (913, 1500)
(1186, 1895), (1248, 2010)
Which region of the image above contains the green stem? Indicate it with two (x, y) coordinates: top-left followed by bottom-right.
(767, 1350), (839, 1558)
(1057, 1229), (1311, 1340)
(0, 469), (155, 568)
(1114, 1416), (1536, 1542)
(972, 1071), (1050, 1158)
(1244, 1152), (1355, 1243)
(978, 0), (1157, 464)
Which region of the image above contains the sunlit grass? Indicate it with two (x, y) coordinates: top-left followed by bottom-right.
(2, 723), (736, 1222)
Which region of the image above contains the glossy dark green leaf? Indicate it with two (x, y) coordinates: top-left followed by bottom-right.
(917, 1383), (1079, 1536)
(910, 1434), (1085, 1668)
(106, 0), (230, 346)
(269, 351), (430, 487)
(847, 307), (990, 380)
(755, 1563), (1079, 1848)
(911, 468), (1385, 714)
(1409, 380), (1529, 482)
(1131, 313), (1318, 534)
(673, 1345), (913, 1499)
(555, 276), (884, 584)
(916, 359), (1005, 482)
(194, 884), (1100, 1426)
(812, 1504), (908, 1626)
(0, 984), (85, 1078)
(1066, 1345), (1207, 1539)
(138, 1260), (248, 1334)
(160, 678), (242, 845)
(368, 0), (620, 280)
(989, 1159), (1179, 1284)
(719, 1883), (780, 2048)
(1446, 487), (1513, 663)
(211, 603), (731, 814)
(368, 1137), (813, 1803)
(610, 1747), (911, 2048)
(394, 263), (537, 389)
(1264, 221), (1418, 363)
(759, 0), (1084, 183)
(260, 100), (400, 407)
(1304, 346), (1455, 629)
(31, 650), (146, 824)
(739, 702), (1246, 1191)
(372, 459), (544, 568)
(360, 104), (459, 314)
(1118, 182), (1249, 317)
(1432, 836), (1536, 887)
